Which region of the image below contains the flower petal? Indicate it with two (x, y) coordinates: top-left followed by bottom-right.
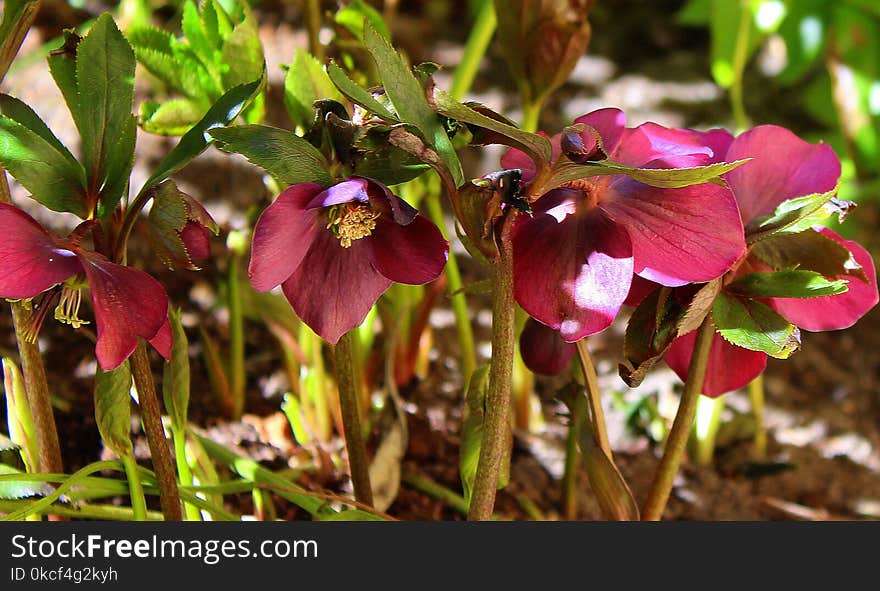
(0, 203), (81, 299)
(149, 317), (173, 360)
(249, 183), (323, 292)
(601, 177), (745, 285)
(769, 227), (878, 331)
(613, 123), (714, 167)
(665, 330), (767, 397)
(574, 108), (627, 157)
(690, 128), (734, 163)
(500, 132), (560, 182)
(77, 251), (170, 371)
(180, 221), (212, 263)
(725, 125), (841, 224)
(513, 199), (633, 341)
(369, 215), (448, 284)
(281, 229), (391, 344)
(519, 317), (577, 376)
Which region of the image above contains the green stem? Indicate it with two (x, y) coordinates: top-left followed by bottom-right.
(748, 374), (767, 460)
(449, 0), (497, 102)
(693, 394), (725, 467)
(334, 331), (374, 506)
(575, 340), (611, 457)
(562, 388), (585, 520)
(642, 317), (715, 521)
(305, 0), (324, 62)
(0, 500), (163, 521)
(425, 193), (477, 382)
(467, 220), (516, 521)
(121, 454), (147, 521)
(730, 0), (751, 131)
(172, 428), (202, 521)
(402, 471), (470, 516)
(130, 343), (183, 521)
(521, 99), (543, 133)
(228, 253), (245, 419)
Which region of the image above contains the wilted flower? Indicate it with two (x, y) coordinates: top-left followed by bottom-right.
(663, 125), (879, 396)
(249, 177), (449, 343)
(0, 203), (171, 370)
(504, 108), (746, 342)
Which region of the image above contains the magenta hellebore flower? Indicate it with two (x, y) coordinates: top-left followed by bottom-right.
(663, 125), (879, 396)
(249, 177), (449, 343)
(0, 203), (171, 370)
(503, 108), (746, 342)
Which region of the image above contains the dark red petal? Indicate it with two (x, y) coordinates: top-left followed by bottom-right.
(281, 229), (391, 344)
(369, 215), (448, 284)
(76, 251), (170, 371)
(601, 177), (745, 285)
(665, 330), (768, 397)
(769, 227), (878, 331)
(364, 178), (418, 225)
(519, 317), (577, 376)
(180, 221), (211, 262)
(513, 206), (633, 341)
(574, 108), (627, 157)
(149, 317), (173, 360)
(725, 125), (840, 225)
(249, 183), (323, 292)
(0, 203), (81, 299)
(613, 123), (714, 167)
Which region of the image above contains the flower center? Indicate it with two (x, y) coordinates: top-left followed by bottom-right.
(326, 204), (381, 248)
(562, 178), (601, 210)
(54, 283), (89, 329)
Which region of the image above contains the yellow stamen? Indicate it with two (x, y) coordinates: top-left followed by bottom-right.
(54, 285), (89, 329)
(326, 204), (381, 248)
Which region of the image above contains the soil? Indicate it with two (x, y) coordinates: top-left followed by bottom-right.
(1, 0), (878, 521)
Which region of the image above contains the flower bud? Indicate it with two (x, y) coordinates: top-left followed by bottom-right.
(561, 123), (606, 163)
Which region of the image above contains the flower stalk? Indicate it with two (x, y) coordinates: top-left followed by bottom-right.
(130, 343), (183, 521)
(467, 218), (516, 521)
(562, 388), (585, 520)
(748, 374), (767, 460)
(335, 330), (374, 507)
(575, 339), (611, 457)
(121, 453), (147, 521)
(642, 317), (716, 521)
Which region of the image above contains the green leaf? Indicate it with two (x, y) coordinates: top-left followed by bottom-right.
(0, 115), (88, 216)
(712, 292), (800, 359)
(98, 113), (136, 217)
(327, 62), (397, 121)
(202, 0), (233, 46)
(182, 0), (218, 74)
(727, 270), (848, 299)
(434, 90), (553, 163)
(75, 13), (136, 214)
(335, 0), (391, 42)
(460, 365), (490, 503)
(746, 187), (840, 242)
(284, 49), (343, 130)
(543, 159), (748, 193)
(353, 149), (430, 186)
(209, 124), (331, 187)
(94, 362), (134, 458)
(3, 358), (37, 472)
(128, 26), (204, 99)
(139, 98), (205, 136)
(750, 229), (866, 281)
(220, 7), (265, 90)
(619, 288), (685, 388)
(0, 464), (53, 500)
(142, 78), (262, 192)
(0, 93), (80, 170)
(162, 308), (190, 432)
(47, 30), (82, 125)
(363, 22), (463, 186)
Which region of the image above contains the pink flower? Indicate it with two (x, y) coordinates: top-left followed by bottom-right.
(0, 203), (171, 370)
(664, 126), (878, 396)
(249, 177), (449, 343)
(504, 108), (745, 342)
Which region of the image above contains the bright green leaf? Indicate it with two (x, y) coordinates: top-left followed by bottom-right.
(220, 8), (265, 90)
(139, 98), (205, 136)
(460, 365), (490, 503)
(142, 78), (262, 192)
(2, 358), (37, 472)
(94, 362), (134, 459)
(750, 229), (866, 281)
(335, 0), (390, 42)
(746, 187), (841, 242)
(727, 270), (848, 299)
(162, 308), (191, 432)
(712, 292), (800, 358)
(327, 62), (397, 120)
